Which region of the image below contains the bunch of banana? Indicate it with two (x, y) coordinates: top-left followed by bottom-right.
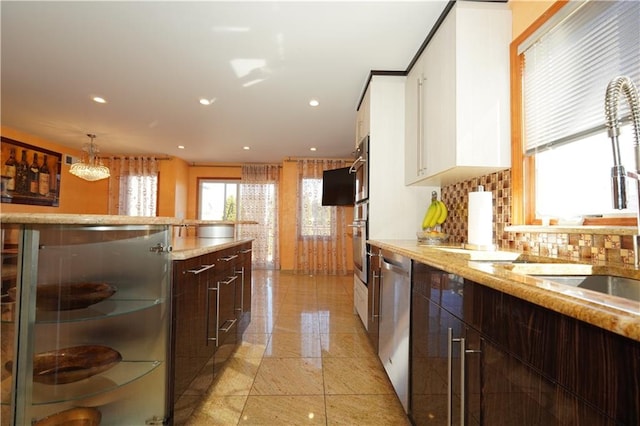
(421, 191), (448, 230)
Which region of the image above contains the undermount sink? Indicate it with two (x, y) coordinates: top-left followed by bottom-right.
(534, 274), (640, 303)
(493, 262), (640, 312)
(433, 246), (522, 262)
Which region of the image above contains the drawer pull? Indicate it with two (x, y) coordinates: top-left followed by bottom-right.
(218, 254), (238, 262)
(220, 318), (237, 333)
(220, 275), (238, 285)
(185, 263), (215, 275)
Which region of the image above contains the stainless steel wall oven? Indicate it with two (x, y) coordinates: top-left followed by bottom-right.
(350, 136), (369, 285)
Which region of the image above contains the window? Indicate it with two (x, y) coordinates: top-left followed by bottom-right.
(514, 0), (640, 223)
(198, 180), (239, 220)
(299, 177), (332, 237)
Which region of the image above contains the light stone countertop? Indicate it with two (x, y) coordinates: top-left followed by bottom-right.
(0, 213), (180, 225)
(0, 213), (253, 260)
(171, 236), (253, 260)
(368, 239), (640, 342)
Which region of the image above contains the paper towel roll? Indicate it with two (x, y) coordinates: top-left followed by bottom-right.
(468, 189), (493, 247)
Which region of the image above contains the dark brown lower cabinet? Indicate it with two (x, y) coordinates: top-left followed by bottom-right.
(410, 262), (638, 425)
(170, 242), (252, 425)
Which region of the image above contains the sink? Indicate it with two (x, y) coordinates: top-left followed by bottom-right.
(535, 275), (640, 303)
(493, 262), (640, 312)
(434, 247), (522, 262)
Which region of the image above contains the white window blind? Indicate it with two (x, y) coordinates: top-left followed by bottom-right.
(523, 0), (640, 154)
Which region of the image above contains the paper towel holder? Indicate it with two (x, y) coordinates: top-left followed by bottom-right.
(462, 185), (497, 251)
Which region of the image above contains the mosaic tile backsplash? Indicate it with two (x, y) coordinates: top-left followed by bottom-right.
(440, 169), (635, 265)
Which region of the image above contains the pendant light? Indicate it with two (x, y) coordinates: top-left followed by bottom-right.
(69, 134), (110, 181)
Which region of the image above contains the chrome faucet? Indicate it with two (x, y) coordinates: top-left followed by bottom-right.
(606, 75), (640, 265)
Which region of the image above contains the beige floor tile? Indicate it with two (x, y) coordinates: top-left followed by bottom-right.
(323, 357), (395, 395)
(185, 395), (247, 426)
(250, 357), (324, 395)
(234, 333), (269, 359)
(320, 333), (376, 358)
(273, 312), (320, 334)
(318, 312), (367, 334)
(241, 315), (275, 334)
(208, 357), (261, 396)
(325, 394), (410, 426)
(239, 395), (326, 425)
(264, 333), (322, 358)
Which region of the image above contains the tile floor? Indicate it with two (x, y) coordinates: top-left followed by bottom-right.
(183, 270), (410, 425)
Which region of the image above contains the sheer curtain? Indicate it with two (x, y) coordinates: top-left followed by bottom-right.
(108, 157), (158, 216)
(294, 159), (350, 275)
(238, 164), (280, 270)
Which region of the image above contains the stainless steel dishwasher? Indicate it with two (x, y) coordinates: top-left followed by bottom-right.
(378, 250), (411, 412)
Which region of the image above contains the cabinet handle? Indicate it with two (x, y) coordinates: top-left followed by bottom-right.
(219, 275), (238, 285)
(238, 248), (252, 254)
(417, 76), (424, 175)
(447, 328), (466, 426)
(371, 271), (380, 321)
(348, 155), (365, 174)
(185, 263), (215, 275)
(218, 254), (238, 262)
(220, 318), (237, 333)
(448, 328), (482, 426)
(206, 284), (219, 347)
(235, 267), (245, 312)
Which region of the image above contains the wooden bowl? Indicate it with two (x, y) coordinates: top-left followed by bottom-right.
(4, 345), (122, 385)
(34, 407), (101, 426)
(8, 283), (117, 311)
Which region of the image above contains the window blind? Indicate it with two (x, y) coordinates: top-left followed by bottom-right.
(523, 0), (640, 155)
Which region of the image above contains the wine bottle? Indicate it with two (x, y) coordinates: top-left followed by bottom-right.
(29, 153), (39, 195)
(4, 148), (16, 191)
(16, 150), (29, 194)
(39, 154), (50, 196)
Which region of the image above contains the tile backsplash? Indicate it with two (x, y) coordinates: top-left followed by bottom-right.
(440, 169), (635, 265)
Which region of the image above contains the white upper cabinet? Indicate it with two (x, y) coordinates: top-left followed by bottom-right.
(405, 1), (512, 186)
(362, 75), (435, 239)
(355, 87), (371, 146)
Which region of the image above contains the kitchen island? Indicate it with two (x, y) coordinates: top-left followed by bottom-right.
(369, 239), (639, 425)
(1, 213), (253, 426)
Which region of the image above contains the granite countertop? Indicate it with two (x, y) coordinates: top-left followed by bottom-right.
(0, 213), (258, 226)
(171, 236), (253, 260)
(0, 213), (181, 225)
(368, 239), (640, 342)
(178, 220), (258, 226)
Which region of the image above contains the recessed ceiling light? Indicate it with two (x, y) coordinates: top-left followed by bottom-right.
(177, 145), (185, 150)
(92, 96), (107, 104)
(309, 99), (319, 107)
(199, 98), (216, 106)
(243, 146), (250, 150)
(310, 147), (317, 152)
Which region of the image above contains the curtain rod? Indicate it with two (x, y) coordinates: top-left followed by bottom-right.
(189, 162), (282, 167)
(284, 157), (354, 162)
(101, 155), (173, 161)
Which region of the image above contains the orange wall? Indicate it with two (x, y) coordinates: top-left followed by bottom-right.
(280, 161), (298, 271)
(158, 157), (189, 218)
(510, 0), (556, 39)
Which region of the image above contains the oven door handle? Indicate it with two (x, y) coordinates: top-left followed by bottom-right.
(349, 156), (365, 173)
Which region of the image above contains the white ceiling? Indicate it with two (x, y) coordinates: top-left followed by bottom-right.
(1, 1), (449, 164)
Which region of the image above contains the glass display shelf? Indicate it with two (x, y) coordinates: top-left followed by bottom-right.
(1, 360), (162, 406)
(1, 296), (166, 324)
